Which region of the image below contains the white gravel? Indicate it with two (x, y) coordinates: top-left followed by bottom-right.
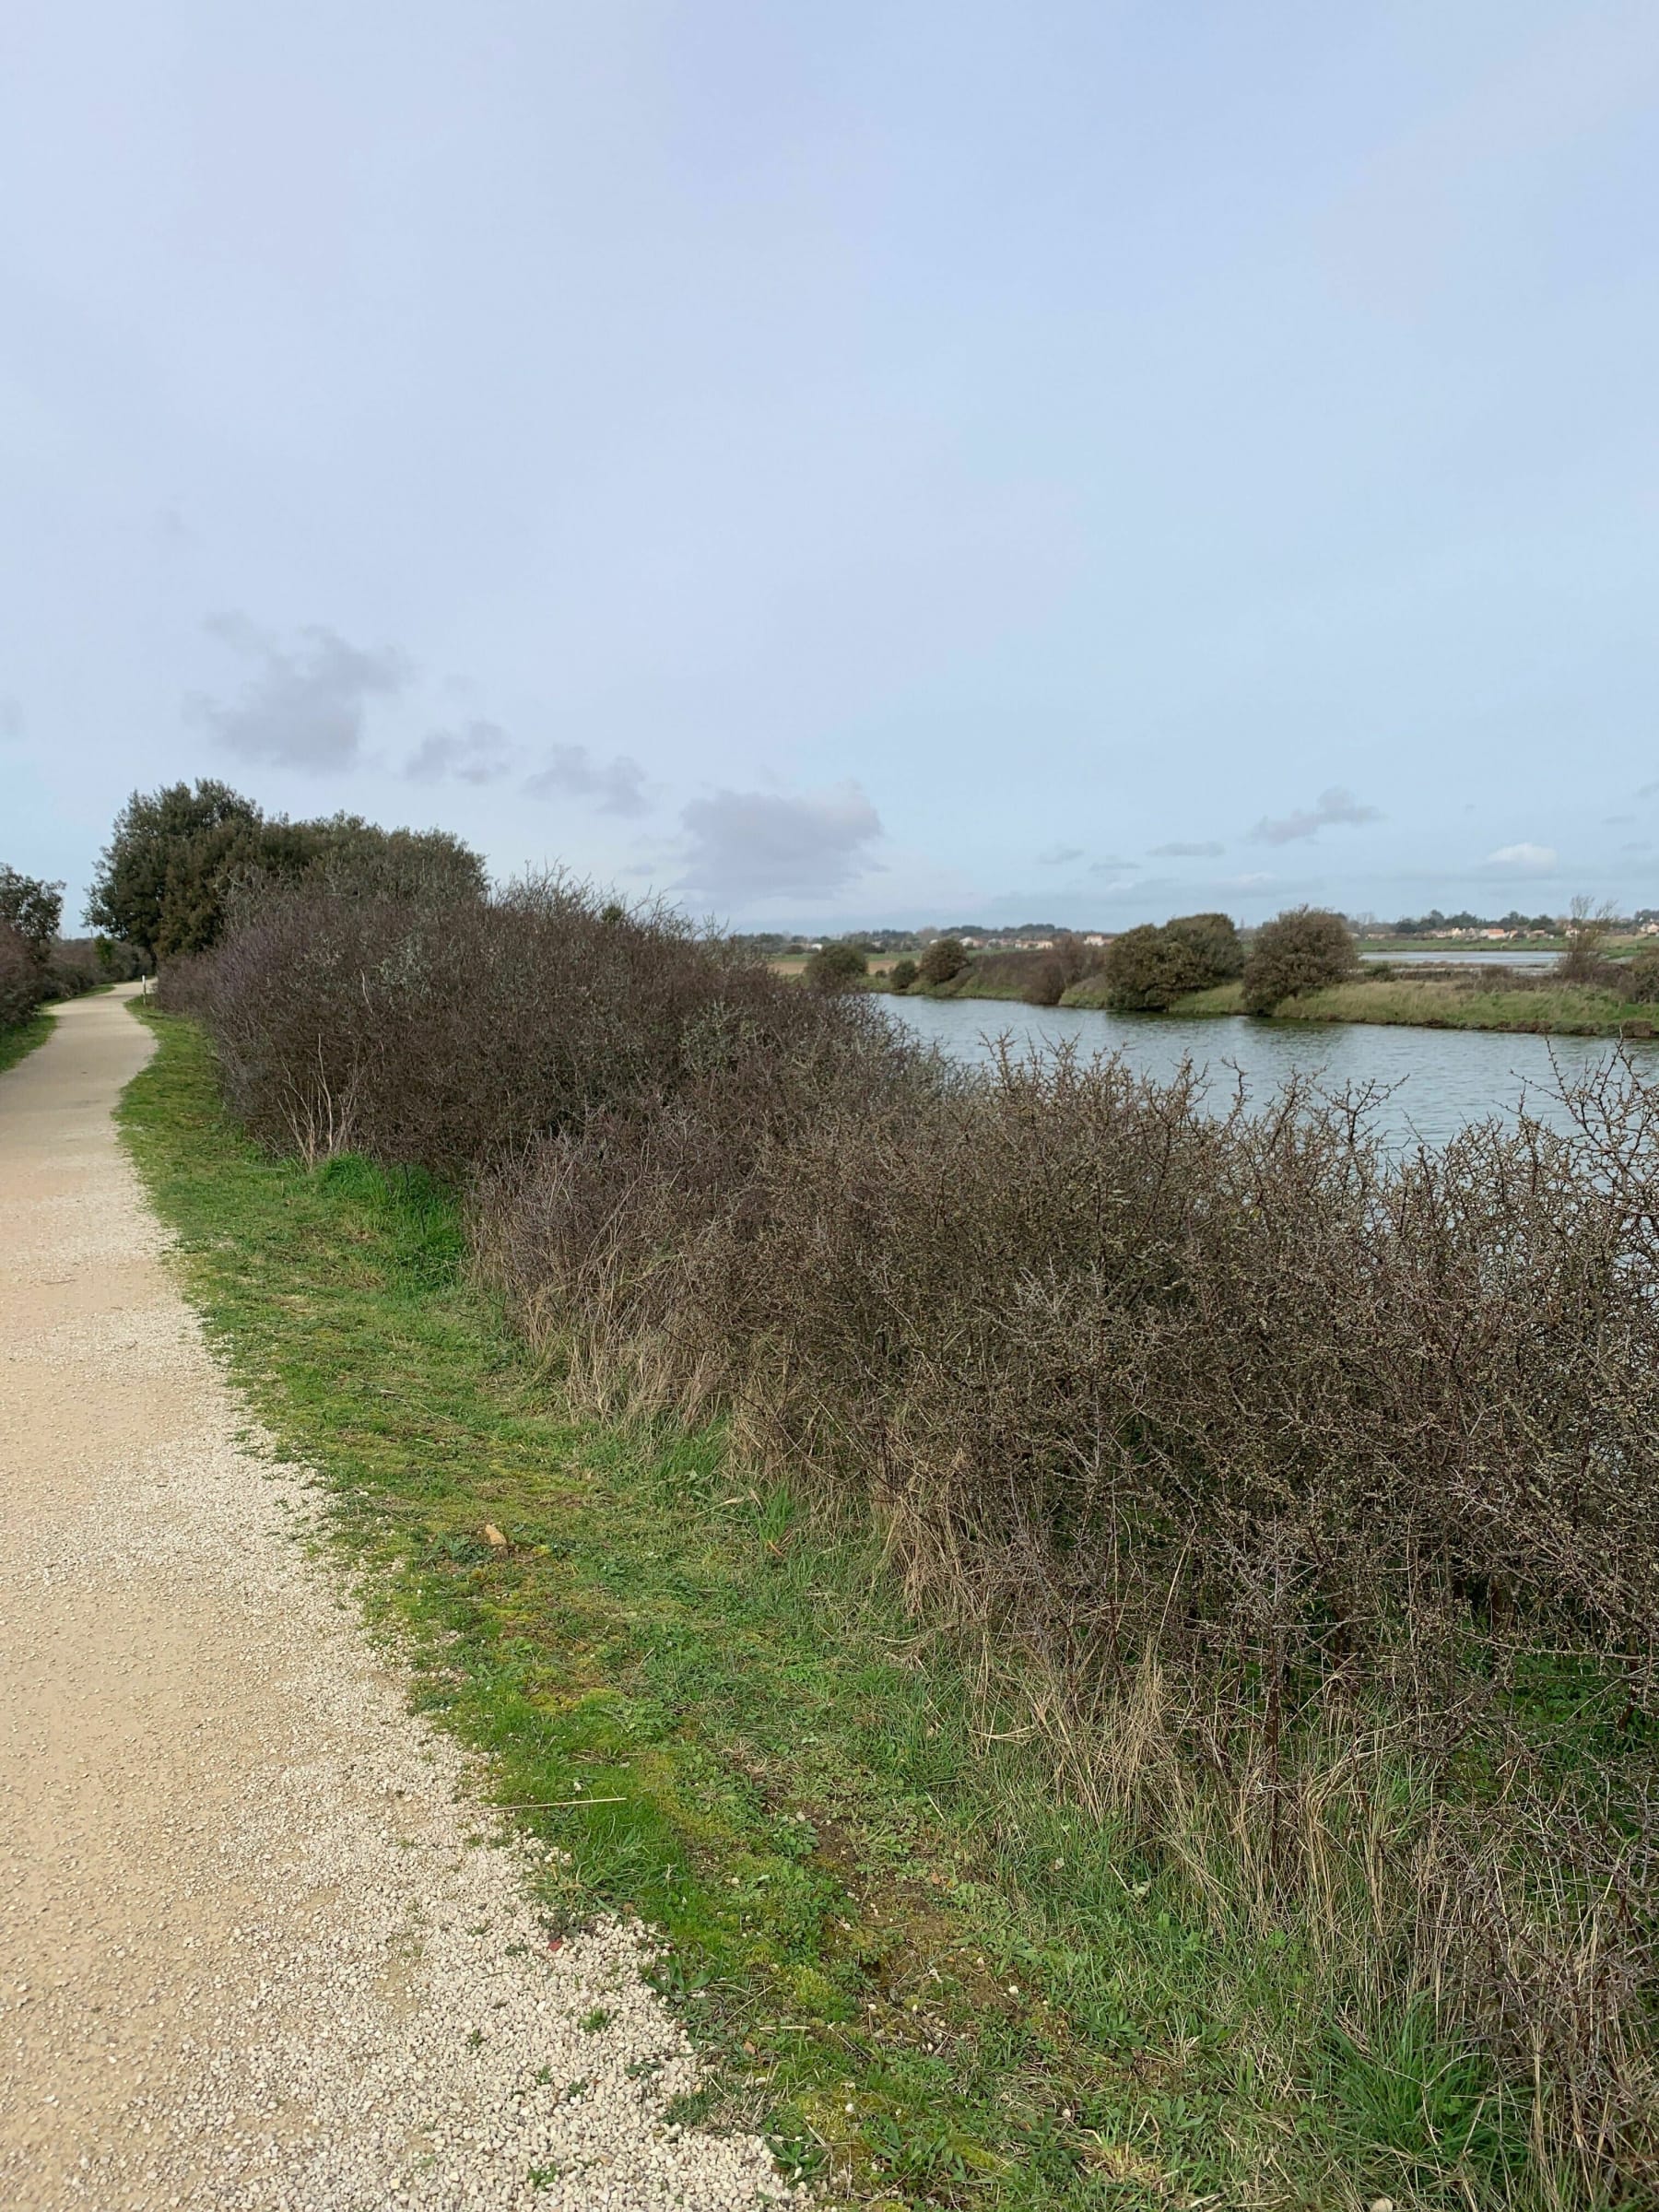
(0, 990), (802, 2210)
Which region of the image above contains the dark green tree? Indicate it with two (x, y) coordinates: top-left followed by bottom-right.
(0, 865), (64, 959)
(888, 957), (919, 993)
(87, 781), (265, 959)
(1241, 907), (1357, 1015)
(88, 784), (488, 960)
(1164, 911), (1243, 982)
(917, 936), (969, 986)
(1102, 924), (1200, 1011)
(803, 941), (869, 993)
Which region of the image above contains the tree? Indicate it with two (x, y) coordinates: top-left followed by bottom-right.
(88, 783), (488, 960)
(1164, 911), (1243, 982)
(1102, 912), (1244, 1013)
(87, 781), (265, 959)
(1558, 895), (1618, 986)
(917, 937), (968, 986)
(0, 865), (64, 959)
(803, 941), (868, 993)
(1103, 925), (1195, 1011)
(1241, 907), (1357, 1015)
(888, 958), (919, 993)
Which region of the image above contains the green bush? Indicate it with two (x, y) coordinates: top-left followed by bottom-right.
(1103, 924), (1194, 1011)
(1625, 946), (1659, 1003)
(1241, 907), (1357, 1014)
(888, 958), (919, 993)
(803, 941), (868, 993)
(1165, 910), (1243, 981)
(917, 937), (969, 986)
(1103, 913), (1243, 1012)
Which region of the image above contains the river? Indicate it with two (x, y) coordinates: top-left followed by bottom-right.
(884, 994), (1658, 1148)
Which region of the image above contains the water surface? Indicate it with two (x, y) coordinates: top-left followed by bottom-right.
(885, 994), (1655, 1149)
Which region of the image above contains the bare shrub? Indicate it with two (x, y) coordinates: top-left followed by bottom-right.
(0, 921), (45, 1028)
(181, 876), (1659, 2189)
(1559, 895), (1620, 986)
(178, 874), (924, 1172)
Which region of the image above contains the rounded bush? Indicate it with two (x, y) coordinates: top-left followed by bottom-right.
(1241, 907), (1356, 1015)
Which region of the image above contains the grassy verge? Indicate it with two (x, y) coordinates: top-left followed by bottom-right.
(0, 1006), (53, 1076)
(119, 1007), (1549, 2211)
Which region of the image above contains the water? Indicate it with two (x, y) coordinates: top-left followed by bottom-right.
(1359, 948), (1559, 969)
(885, 994), (1657, 1149)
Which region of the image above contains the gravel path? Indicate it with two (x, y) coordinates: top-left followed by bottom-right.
(0, 989), (797, 2211)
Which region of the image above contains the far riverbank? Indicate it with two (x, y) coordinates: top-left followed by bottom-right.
(908, 963), (1658, 1040)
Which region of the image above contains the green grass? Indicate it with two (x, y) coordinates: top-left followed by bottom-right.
(117, 1007), (1555, 2210)
(1053, 972), (1655, 1037)
(1274, 977), (1654, 1035)
(0, 1006), (53, 1076)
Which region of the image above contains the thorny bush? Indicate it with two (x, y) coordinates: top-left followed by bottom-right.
(176, 881), (1659, 2194)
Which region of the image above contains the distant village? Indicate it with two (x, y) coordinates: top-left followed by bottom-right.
(735, 908), (1659, 959)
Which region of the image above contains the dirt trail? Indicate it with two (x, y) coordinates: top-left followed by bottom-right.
(0, 989), (790, 2210)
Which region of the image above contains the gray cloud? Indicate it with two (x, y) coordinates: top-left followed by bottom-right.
(189, 614), (409, 771)
(406, 719), (515, 784)
(1087, 855), (1135, 877)
(1622, 840), (1653, 854)
(1640, 782), (1659, 801)
(677, 783), (882, 902)
(1149, 838), (1225, 858)
(1606, 813), (1636, 826)
(0, 696), (22, 742)
(1248, 786), (1382, 845)
(1036, 843), (1084, 865)
(523, 742), (650, 817)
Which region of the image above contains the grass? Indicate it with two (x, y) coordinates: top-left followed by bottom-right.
(117, 1006), (1559, 2211)
(1272, 977), (1655, 1035)
(0, 1006), (53, 1076)
(1053, 972), (1657, 1037)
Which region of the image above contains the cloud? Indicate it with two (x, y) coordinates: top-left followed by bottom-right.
(189, 614), (409, 771)
(1482, 841), (1559, 877)
(1606, 814), (1636, 826)
(1248, 787), (1382, 845)
(1149, 839), (1225, 858)
(676, 782), (882, 902)
(1640, 781), (1659, 801)
(1037, 844), (1085, 865)
(1220, 870), (1277, 890)
(1622, 841), (1653, 854)
(406, 719), (515, 784)
(523, 743), (650, 817)
(1087, 855), (1135, 876)
(0, 696), (21, 742)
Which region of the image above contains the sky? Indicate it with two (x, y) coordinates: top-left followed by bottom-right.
(4, 1), (1658, 932)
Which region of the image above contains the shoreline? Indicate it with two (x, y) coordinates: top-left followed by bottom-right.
(889, 972), (1659, 1041)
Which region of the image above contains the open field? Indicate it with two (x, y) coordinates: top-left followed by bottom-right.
(118, 1005), (1572, 2211)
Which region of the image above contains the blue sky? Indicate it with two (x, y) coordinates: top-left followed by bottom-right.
(4, 1), (1657, 929)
